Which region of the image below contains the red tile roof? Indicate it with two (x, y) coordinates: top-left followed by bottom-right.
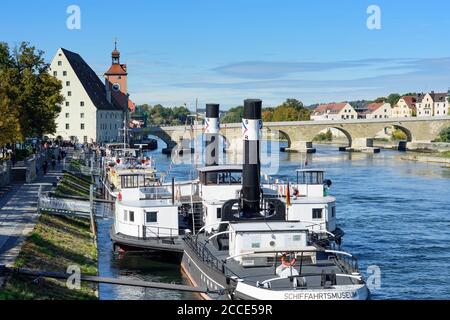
(105, 63), (127, 76)
(401, 96), (417, 110)
(313, 103), (348, 115)
(366, 102), (384, 112)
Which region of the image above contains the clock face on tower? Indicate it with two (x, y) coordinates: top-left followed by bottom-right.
(112, 83), (121, 92)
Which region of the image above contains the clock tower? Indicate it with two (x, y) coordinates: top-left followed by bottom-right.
(105, 41), (128, 110)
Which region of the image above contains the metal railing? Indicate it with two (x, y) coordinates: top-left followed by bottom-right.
(141, 225), (184, 242)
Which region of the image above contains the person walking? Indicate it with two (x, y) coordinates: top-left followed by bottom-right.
(42, 160), (48, 175)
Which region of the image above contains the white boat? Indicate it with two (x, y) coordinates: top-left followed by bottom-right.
(180, 99), (369, 300)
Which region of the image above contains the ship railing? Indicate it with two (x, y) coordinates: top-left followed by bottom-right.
(225, 249), (361, 284)
(184, 233), (240, 279)
(257, 272), (364, 290)
(141, 225), (184, 243)
(327, 249), (359, 274)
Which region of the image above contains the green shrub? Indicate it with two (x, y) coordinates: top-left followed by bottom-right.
(314, 129), (333, 142)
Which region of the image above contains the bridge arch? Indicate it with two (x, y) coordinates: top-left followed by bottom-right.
(313, 126), (353, 147)
(388, 124), (413, 142)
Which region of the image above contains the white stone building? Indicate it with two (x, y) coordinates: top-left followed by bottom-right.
(392, 96), (416, 118)
(359, 102), (392, 119)
(49, 48), (127, 144)
(311, 103), (358, 121)
(416, 91), (449, 117)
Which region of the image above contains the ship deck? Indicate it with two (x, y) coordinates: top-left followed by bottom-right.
(191, 234), (359, 291)
(110, 226), (184, 253)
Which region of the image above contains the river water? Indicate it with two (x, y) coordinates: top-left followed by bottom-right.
(98, 141), (450, 300)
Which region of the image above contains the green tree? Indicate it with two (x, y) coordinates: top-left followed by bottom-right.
(0, 86), (21, 146)
(386, 93), (401, 106)
(221, 106), (244, 123)
(0, 42), (63, 139)
(438, 126), (450, 142)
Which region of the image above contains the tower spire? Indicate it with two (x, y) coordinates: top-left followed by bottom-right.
(112, 38), (120, 64)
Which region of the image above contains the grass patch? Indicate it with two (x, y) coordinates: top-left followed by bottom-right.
(439, 151), (450, 158)
(53, 172), (99, 199)
(0, 213), (98, 300)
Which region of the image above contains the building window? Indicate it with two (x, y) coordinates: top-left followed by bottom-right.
(65, 113), (69, 118)
(312, 208), (323, 220)
(81, 124), (85, 130)
(66, 81), (70, 86)
(63, 71), (67, 76)
(80, 101), (84, 107)
(83, 136), (88, 143)
(129, 211), (135, 222)
(68, 91), (72, 96)
(53, 71), (57, 77)
(58, 61), (62, 66)
(145, 211), (157, 223)
(66, 124), (70, 130)
(65, 101), (70, 107)
(80, 113), (84, 119)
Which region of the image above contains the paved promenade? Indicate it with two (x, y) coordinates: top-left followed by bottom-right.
(0, 164), (63, 285)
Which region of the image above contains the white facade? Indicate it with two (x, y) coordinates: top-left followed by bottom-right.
(362, 103), (392, 119)
(392, 98), (414, 118)
(417, 93), (434, 117)
(311, 103), (358, 121)
(49, 48), (124, 143)
(434, 99), (449, 116)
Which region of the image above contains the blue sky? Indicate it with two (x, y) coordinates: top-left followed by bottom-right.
(1, 0), (450, 109)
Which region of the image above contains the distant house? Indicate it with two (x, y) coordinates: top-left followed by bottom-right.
(416, 91), (449, 117)
(311, 103), (358, 121)
(358, 102), (392, 119)
(432, 92), (449, 116)
(392, 96), (416, 118)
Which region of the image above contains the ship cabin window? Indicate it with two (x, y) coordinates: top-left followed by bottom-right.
(123, 210), (128, 222)
(200, 171), (242, 185)
(331, 206), (336, 218)
(121, 175), (139, 189)
(121, 174), (154, 189)
(129, 211), (135, 222)
(312, 208), (323, 220)
(297, 170), (324, 185)
(146, 211), (157, 223)
(217, 208), (222, 219)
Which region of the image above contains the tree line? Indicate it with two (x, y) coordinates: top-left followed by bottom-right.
(135, 104), (192, 126)
(221, 99), (311, 124)
(0, 42), (63, 148)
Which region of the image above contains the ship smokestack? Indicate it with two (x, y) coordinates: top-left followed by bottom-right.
(205, 104), (220, 167)
(241, 99), (262, 218)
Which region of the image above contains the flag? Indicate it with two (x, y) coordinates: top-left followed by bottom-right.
(286, 182), (291, 207)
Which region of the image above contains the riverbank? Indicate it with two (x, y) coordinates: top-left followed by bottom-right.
(0, 212), (98, 300)
(401, 151), (450, 166)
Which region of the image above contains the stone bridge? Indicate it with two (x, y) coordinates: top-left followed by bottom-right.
(132, 116), (450, 153)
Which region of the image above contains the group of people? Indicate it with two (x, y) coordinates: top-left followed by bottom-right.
(41, 148), (68, 175)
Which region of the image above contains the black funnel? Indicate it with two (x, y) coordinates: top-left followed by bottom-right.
(241, 99), (262, 218)
(205, 104), (220, 167)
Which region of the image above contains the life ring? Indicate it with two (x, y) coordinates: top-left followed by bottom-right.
(281, 253), (297, 267)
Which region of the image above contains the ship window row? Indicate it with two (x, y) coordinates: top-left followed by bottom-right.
(123, 210), (135, 222)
